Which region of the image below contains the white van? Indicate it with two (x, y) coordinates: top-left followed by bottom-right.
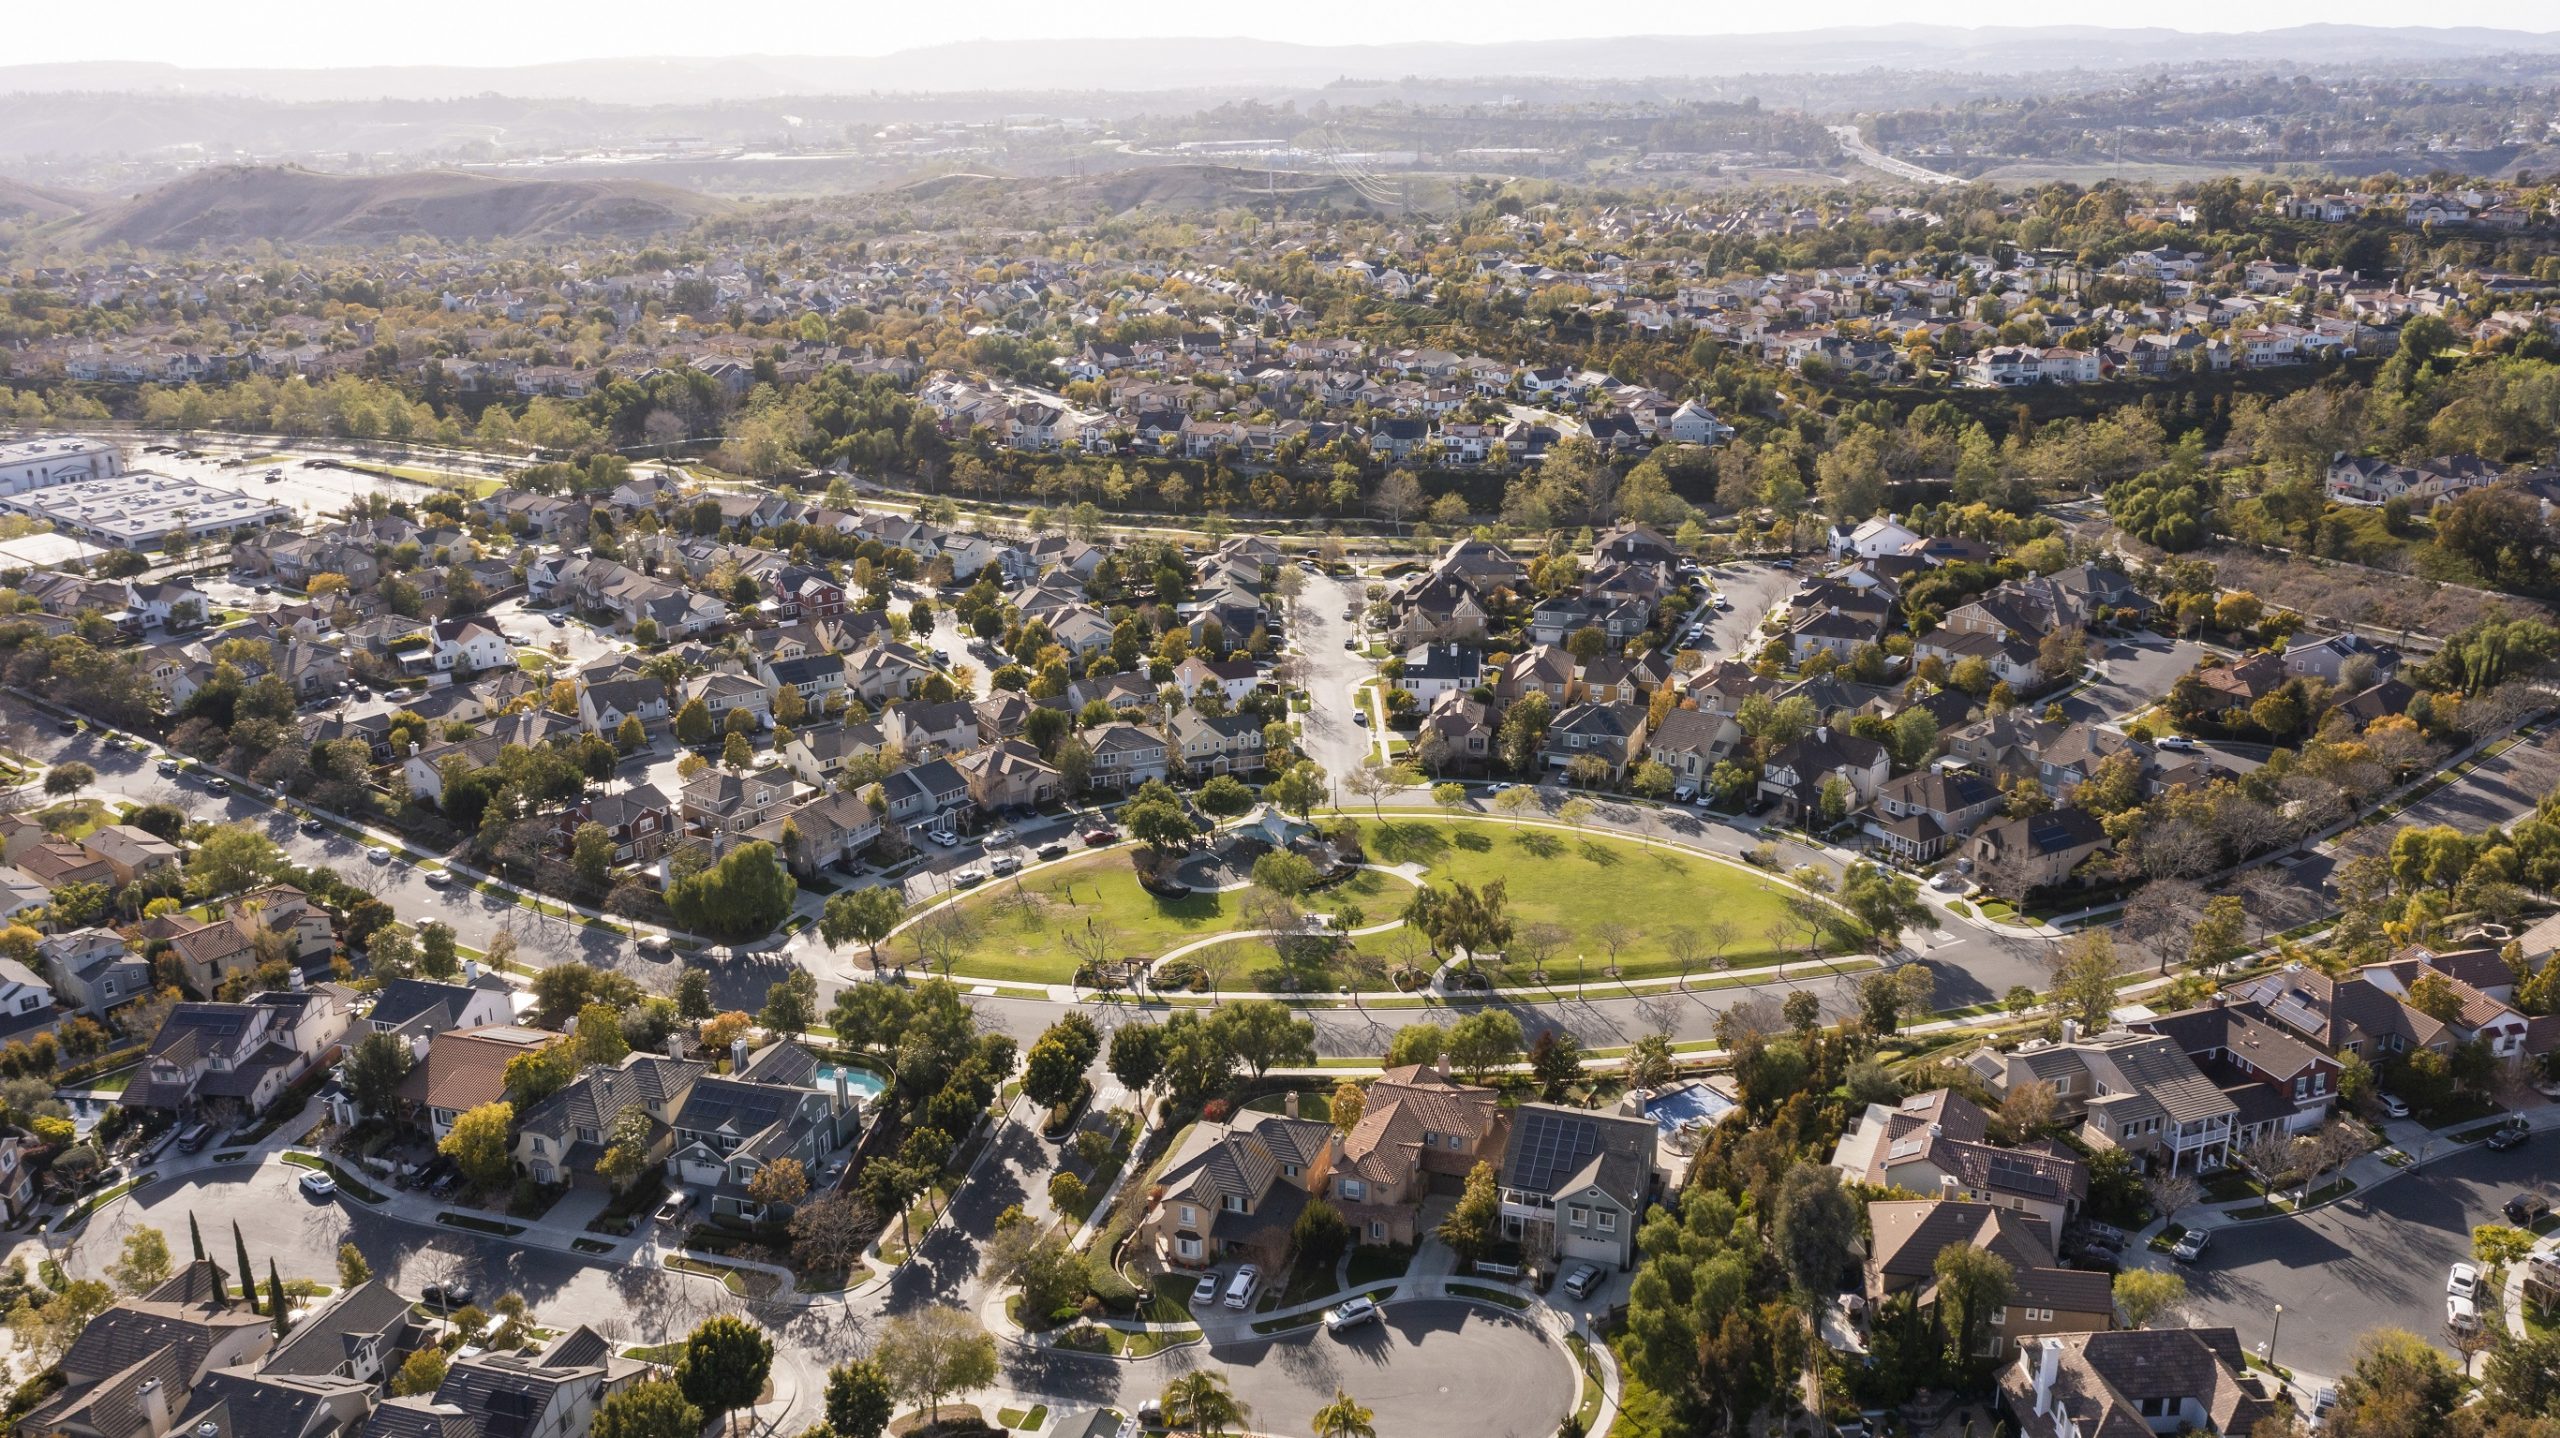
(1224, 1263), (1261, 1309)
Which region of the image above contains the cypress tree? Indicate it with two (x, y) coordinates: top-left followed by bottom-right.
(187, 1212), (205, 1263)
(266, 1260), (289, 1337)
(233, 1223), (258, 1312)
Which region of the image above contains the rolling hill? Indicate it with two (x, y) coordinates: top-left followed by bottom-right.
(0, 176), (91, 222)
(65, 165), (730, 248)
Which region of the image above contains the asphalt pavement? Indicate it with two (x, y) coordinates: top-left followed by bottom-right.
(2146, 1139), (2552, 1385)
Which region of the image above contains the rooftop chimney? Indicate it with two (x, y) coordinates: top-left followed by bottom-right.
(2034, 1336), (2064, 1416)
(1435, 1052), (1451, 1082)
(1284, 1091), (1299, 1119)
(731, 1036), (750, 1072)
(2061, 1018), (2081, 1045)
(136, 1378), (171, 1436)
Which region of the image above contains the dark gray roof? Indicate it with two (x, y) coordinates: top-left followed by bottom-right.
(1499, 1103), (1654, 1208)
(258, 1279), (416, 1377)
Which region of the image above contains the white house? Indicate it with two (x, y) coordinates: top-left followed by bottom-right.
(431, 617), (515, 674)
(1831, 515), (1920, 560)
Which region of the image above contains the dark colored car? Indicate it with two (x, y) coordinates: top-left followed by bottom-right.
(1037, 842), (1070, 861)
(2488, 1122), (2532, 1152)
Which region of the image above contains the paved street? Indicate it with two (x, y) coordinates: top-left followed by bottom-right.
(1294, 568), (1380, 785)
(2142, 1140), (2551, 1384)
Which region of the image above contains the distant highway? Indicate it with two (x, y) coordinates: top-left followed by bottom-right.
(1828, 125), (1959, 186)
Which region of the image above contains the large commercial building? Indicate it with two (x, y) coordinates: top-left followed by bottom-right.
(0, 437), (123, 497)
(0, 471), (290, 551)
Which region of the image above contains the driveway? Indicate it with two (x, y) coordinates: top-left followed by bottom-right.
(2145, 1140), (2550, 1383)
(2058, 634), (2201, 728)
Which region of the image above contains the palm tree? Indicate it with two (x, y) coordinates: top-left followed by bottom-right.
(1310, 1388), (1377, 1438)
(1160, 1371), (1249, 1437)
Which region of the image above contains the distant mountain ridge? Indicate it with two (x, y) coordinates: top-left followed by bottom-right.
(7, 25), (2560, 102)
(61, 165), (730, 248)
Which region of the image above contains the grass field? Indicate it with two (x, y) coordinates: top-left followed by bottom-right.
(924, 854), (1407, 986)
(1356, 818), (1837, 982)
(926, 817), (1840, 988)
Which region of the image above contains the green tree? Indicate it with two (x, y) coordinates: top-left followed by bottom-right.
(336, 1243), (370, 1289)
(1384, 1022), (1447, 1068)
(676, 1314), (773, 1436)
(875, 1307), (998, 1426)
(1292, 1197), (1351, 1269)
(1160, 1371), (1251, 1438)
(819, 887), (906, 966)
(391, 1347), (449, 1397)
(1769, 1162), (1860, 1295)
(108, 1226), (172, 1293)
(823, 1360), (895, 1438)
(2046, 929), (2123, 1031)
(439, 1101), (516, 1191)
(1310, 1389), (1378, 1438)
(578, 1001), (632, 1065)
(187, 824), (285, 898)
(591, 1379), (704, 1438)
(43, 761), (94, 797)
(1445, 1009), (1525, 1081)
(2327, 1327), (2463, 1438)
(759, 969), (817, 1039)
(1932, 1243), (2015, 1372)
(666, 841), (794, 940)
(673, 698), (713, 745)
(2112, 1268), (2187, 1328)
(572, 822), (617, 888)
(1528, 1028), (1584, 1099)
(1207, 1000), (1316, 1080)
(1436, 1160), (1501, 1263)
(343, 1030), (414, 1120)
(595, 1107), (655, 1190)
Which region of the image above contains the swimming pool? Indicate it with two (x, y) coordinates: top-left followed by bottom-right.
(1643, 1081), (1735, 1135)
(812, 1063), (887, 1101)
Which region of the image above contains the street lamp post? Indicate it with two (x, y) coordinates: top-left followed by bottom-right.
(2269, 1303), (2283, 1372)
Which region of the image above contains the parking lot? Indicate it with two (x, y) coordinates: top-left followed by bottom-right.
(2150, 1139), (2553, 1383)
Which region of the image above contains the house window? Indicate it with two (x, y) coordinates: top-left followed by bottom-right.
(1282, 1163), (1300, 1179)
(1339, 1179), (1365, 1201)
(1567, 1204), (1590, 1228)
(1224, 1195), (1246, 1213)
(1597, 1210), (1616, 1232)
(1177, 1236), (1199, 1259)
(1991, 1308), (2005, 1327)
(1180, 1205), (1196, 1226)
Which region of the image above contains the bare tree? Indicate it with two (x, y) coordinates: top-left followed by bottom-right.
(1701, 917), (1740, 978)
(1510, 921), (1569, 984)
(908, 905), (976, 978)
(2144, 1171), (2202, 1225)
(1591, 920), (1639, 977)
(1635, 995), (1682, 1039)
(1999, 1079), (2060, 1139)
(1662, 925), (1702, 991)
(1062, 920), (1121, 991)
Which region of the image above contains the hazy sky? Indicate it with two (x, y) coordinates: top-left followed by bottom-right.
(14, 0), (2556, 68)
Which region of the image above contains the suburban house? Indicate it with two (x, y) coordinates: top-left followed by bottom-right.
(258, 1279), (424, 1388)
(1967, 1025), (2238, 1175)
(956, 740), (1062, 813)
(1396, 643), (1483, 701)
(513, 1052), (708, 1188)
(1830, 1089), (2088, 1235)
(21, 1264), (278, 1438)
(398, 1024), (560, 1139)
(37, 928), (150, 1017)
(1170, 710), (1269, 778)
(1497, 1103), (1658, 1271)
(663, 1042), (866, 1221)
(1332, 1061), (1509, 1248)
(2000, 1328), (2279, 1438)
(1867, 768), (2005, 863)
(79, 825), (181, 886)
(1963, 807), (2109, 895)
(401, 1326), (651, 1438)
(2132, 1002), (2342, 1145)
(757, 790), (882, 876)
(1866, 1200), (2115, 1352)
(363, 976), (514, 1053)
(877, 757), (973, 834)
(1757, 727), (1891, 823)
(1085, 723), (1171, 792)
(1146, 1106), (1340, 1274)
(1541, 702), (1651, 779)
(122, 990), (352, 1122)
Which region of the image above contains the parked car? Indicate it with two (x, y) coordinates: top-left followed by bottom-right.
(299, 817), (327, 836)
(982, 828), (1016, 849)
(2376, 1093), (2410, 1119)
(157, 759), (180, 777)
(1083, 827), (1117, 846)
(656, 1189), (696, 1225)
(1561, 1264), (1603, 1300)
(1191, 1272), (1221, 1307)
(1325, 1296), (1381, 1333)
(989, 855), (1022, 877)
(298, 1170), (337, 1199)
(2449, 1262), (2481, 1300)
(953, 868), (987, 888)
(1352, 711), (1369, 726)
(2505, 1193), (2552, 1227)
(1343, 638), (1357, 649)
(2487, 1121), (2532, 1151)
(2170, 1229), (2211, 1263)
(420, 1283), (474, 1310)
(1037, 842), (1070, 861)
(423, 870), (454, 889)
(206, 777), (230, 794)
(2448, 1293), (2481, 1333)
(366, 848), (392, 865)
(1223, 1264), (1261, 1309)
(2156, 735), (2199, 751)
